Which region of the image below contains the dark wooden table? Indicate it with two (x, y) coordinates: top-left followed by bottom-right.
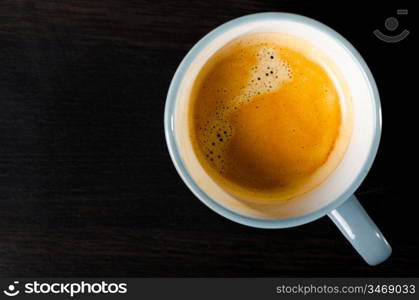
(0, 0), (416, 277)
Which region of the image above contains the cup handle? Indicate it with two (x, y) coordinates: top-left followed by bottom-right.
(327, 195), (392, 265)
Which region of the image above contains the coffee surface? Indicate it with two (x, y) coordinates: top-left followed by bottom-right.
(189, 33), (345, 201)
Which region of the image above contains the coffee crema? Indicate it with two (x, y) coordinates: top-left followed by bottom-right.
(189, 33), (352, 202)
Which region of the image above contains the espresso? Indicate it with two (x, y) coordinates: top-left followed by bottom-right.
(189, 33), (351, 202)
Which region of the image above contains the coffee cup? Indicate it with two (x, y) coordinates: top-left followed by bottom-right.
(164, 13), (391, 265)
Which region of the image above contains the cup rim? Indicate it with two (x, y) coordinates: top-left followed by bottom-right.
(164, 12), (382, 229)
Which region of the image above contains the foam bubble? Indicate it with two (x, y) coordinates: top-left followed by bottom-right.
(198, 46), (293, 173)
(236, 47), (292, 106)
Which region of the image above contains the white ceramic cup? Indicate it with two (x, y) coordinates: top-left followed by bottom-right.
(165, 13), (391, 265)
